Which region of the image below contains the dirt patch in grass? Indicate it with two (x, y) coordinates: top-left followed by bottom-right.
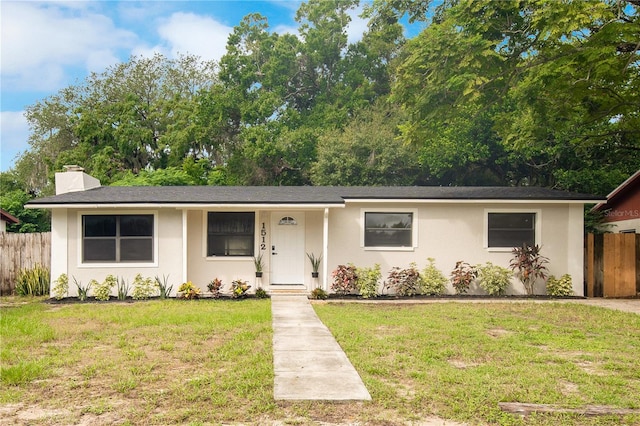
(486, 327), (512, 338)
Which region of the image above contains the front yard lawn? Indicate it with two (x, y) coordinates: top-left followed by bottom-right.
(1, 298), (638, 425)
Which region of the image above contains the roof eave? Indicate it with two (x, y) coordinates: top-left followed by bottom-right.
(25, 202), (346, 210)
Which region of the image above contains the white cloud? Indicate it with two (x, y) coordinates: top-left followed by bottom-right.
(156, 12), (233, 62)
(346, 4), (369, 45)
(0, 111), (30, 171)
(0, 2), (138, 91)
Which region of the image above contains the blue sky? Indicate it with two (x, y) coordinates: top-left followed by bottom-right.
(0, 1), (424, 172)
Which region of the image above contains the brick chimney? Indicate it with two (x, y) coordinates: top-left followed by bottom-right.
(55, 165), (101, 195)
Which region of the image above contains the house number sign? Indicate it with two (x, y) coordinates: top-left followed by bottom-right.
(260, 222), (267, 251)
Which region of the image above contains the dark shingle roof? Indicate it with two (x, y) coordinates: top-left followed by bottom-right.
(26, 185), (603, 207)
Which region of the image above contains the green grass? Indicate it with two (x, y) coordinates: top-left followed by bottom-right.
(314, 302), (640, 425)
(1, 298), (638, 425)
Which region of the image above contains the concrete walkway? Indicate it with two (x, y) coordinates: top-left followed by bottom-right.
(271, 294), (371, 401)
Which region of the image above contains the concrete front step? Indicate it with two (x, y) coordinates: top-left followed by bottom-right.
(269, 285), (308, 295)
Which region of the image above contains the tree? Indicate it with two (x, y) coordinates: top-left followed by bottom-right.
(311, 101), (424, 185)
(392, 0), (640, 192)
(0, 171), (50, 232)
(18, 54), (218, 188)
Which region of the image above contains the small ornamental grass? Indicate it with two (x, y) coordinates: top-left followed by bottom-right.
(74, 277), (93, 301)
(155, 274), (173, 299)
(15, 265), (50, 297)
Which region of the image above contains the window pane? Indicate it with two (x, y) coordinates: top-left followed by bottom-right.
(365, 213), (412, 230)
(84, 216), (116, 237)
(208, 212), (254, 234)
(364, 212), (413, 247)
(84, 239), (116, 261)
(488, 213), (535, 248)
(120, 215), (153, 236)
(207, 212), (255, 256)
(120, 238), (153, 261)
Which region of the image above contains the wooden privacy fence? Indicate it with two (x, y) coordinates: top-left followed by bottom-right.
(0, 232), (51, 295)
(586, 233), (640, 298)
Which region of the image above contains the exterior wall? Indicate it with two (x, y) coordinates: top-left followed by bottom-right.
(0, 220), (6, 233)
(186, 209), (326, 294)
(603, 219), (640, 233)
(54, 208), (183, 297)
(325, 202), (585, 296)
(186, 209), (256, 295)
(49, 201), (586, 298)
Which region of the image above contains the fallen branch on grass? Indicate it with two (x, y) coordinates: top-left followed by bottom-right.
(499, 402), (640, 417)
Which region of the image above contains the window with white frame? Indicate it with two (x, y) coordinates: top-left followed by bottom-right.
(207, 212), (255, 256)
(364, 211), (414, 248)
(487, 212), (536, 248)
(82, 214), (154, 262)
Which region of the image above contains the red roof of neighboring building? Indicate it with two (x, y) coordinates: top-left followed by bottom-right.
(592, 169), (640, 222)
(0, 209), (20, 224)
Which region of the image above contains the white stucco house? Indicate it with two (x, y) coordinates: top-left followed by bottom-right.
(26, 167), (603, 297)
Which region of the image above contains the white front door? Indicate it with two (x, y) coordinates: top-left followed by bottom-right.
(271, 212), (305, 284)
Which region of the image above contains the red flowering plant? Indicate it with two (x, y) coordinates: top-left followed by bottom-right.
(510, 244), (549, 295)
(331, 264), (358, 295)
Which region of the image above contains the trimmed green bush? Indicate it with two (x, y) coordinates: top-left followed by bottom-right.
(476, 262), (511, 296)
(94, 274), (117, 301)
(546, 274), (574, 297)
(52, 273), (69, 300)
(356, 264), (381, 298)
(131, 274), (156, 300)
(420, 258), (447, 295)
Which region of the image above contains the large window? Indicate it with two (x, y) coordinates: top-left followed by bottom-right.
(487, 212), (536, 248)
(83, 215), (154, 262)
(364, 212), (413, 248)
(207, 212), (255, 256)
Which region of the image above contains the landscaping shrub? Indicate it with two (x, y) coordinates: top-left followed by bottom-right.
(131, 274), (156, 300)
(510, 244), (549, 295)
(207, 278), (223, 298)
(255, 287), (268, 298)
(94, 274), (117, 301)
(231, 279), (251, 299)
(75, 278), (94, 301)
(310, 287), (328, 300)
(52, 273), (69, 300)
(117, 277), (129, 300)
(476, 262), (511, 296)
(385, 262), (421, 296)
(420, 258), (447, 295)
(355, 264), (381, 298)
(331, 264), (358, 295)
(546, 274), (574, 297)
(178, 281), (200, 299)
(450, 261), (477, 294)
(155, 274), (173, 299)
(15, 265), (50, 296)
